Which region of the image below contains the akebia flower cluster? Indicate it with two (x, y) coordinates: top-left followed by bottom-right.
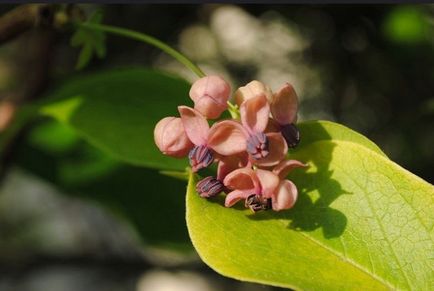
(154, 75), (307, 212)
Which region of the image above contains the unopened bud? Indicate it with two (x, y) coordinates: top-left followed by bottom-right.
(154, 117), (193, 157)
(189, 75), (231, 119)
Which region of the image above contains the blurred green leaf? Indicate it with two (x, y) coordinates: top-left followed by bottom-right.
(71, 11), (107, 70)
(383, 6), (430, 44)
(187, 120), (434, 290)
(28, 118), (80, 155)
(16, 119), (192, 252)
(40, 68), (191, 171)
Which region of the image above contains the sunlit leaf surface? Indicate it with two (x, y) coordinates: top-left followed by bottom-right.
(187, 121), (434, 290)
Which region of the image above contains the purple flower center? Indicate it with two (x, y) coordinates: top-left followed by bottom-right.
(196, 176), (224, 198)
(188, 145), (214, 172)
(281, 123), (300, 148)
(246, 132), (269, 160)
(245, 194), (272, 212)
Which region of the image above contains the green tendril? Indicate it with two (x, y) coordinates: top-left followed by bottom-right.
(76, 22), (206, 78)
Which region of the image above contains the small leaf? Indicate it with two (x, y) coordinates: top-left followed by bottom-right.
(186, 123), (433, 289)
(70, 10), (107, 70)
(75, 43), (93, 70)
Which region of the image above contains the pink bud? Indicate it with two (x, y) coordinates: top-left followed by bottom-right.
(154, 117), (194, 158)
(233, 80), (273, 106)
(189, 75), (231, 119)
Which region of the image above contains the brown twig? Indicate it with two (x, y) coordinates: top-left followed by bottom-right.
(0, 5), (64, 179)
(0, 4), (56, 44)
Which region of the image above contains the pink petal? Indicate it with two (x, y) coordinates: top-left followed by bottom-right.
(223, 167), (259, 192)
(273, 159), (308, 180)
(194, 97), (228, 120)
(272, 180), (298, 211)
(178, 106), (209, 146)
(271, 83), (298, 125)
(265, 118), (280, 133)
(154, 117), (194, 157)
(189, 75), (231, 119)
(217, 152), (249, 181)
(233, 80), (273, 106)
(254, 132), (288, 167)
(240, 94), (270, 134)
(255, 169), (280, 199)
(225, 189), (255, 207)
(207, 120), (248, 155)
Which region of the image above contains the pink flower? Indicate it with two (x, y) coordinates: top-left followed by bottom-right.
(272, 159), (307, 179)
(154, 117), (194, 157)
(270, 83), (300, 148)
(189, 75), (231, 119)
(239, 94), (288, 167)
(233, 80), (273, 106)
(216, 152), (250, 181)
(178, 106), (246, 172)
(223, 160), (307, 212)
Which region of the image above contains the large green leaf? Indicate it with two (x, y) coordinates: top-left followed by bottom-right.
(39, 68), (191, 171)
(187, 123), (433, 290)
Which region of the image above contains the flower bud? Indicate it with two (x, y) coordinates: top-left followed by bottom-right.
(196, 176), (225, 198)
(188, 144), (214, 172)
(189, 75), (231, 119)
(233, 80), (273, 106)
(154, 117), (193, 157)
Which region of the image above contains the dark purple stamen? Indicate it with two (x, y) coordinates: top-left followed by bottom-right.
(281, 123), (300, 148)
(246, 132), (269, 160)
(196, 176), (224, 198)
(245, 194), (272, 212)
(188, 145), (214, 172)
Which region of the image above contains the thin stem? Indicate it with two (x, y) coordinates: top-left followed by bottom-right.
(77, 22), (206, 78)
(227, 101), (240, 120)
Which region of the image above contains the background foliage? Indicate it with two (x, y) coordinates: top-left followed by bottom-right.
(0, 4), (433, 291)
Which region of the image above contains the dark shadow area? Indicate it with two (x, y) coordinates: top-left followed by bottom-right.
(248, 122), (349, 239)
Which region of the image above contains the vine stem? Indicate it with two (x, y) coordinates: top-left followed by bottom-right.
(77, 22), (206, 78)
(78, 21), (240, 116)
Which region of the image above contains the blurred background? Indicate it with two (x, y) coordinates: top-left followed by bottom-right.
(0, 4), (433, 291)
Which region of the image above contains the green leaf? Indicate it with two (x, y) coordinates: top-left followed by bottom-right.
(295, 120), (387, 157)
(16, 119), (192, 252)
(39, 68), (191, 171)
(186, 123), (433, 290)
(71, 11), (107, 70)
